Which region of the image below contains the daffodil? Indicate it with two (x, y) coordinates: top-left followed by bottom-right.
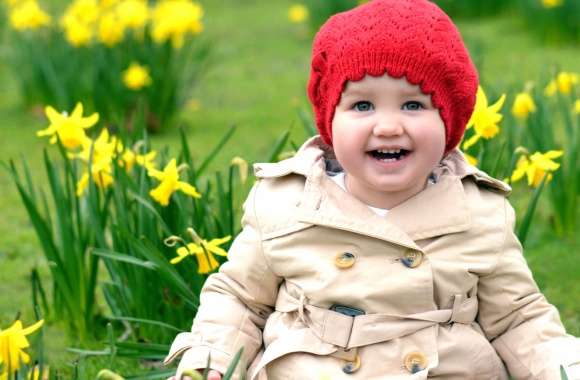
(0, 319), (44, 378)
(170, 235), (231, 273)
(97, 11), (124, 46)
(62, 0), (99, 25)
(61, 17), (93, 46)
(72, 129), (119, 196)
(288, 4), (309, 23)
(541, 0), (563, 8)
(120, 149), (157, 172)
(544, 72), (579, 96)
(115, 0), (149, 30)
(230, 156), (248, 184)
(510, 150), (563, 187)
(37, 102), (99, 149)
(573, 99), (580, 115)
(9, 0), (52, 31)
(462, 86), (506, 150)
(60, 0), (100, 46)
(150, 0), (204, 49)
(122, 62), (152, 90)
(148, 159), (201, 206)
(511, 92), (536, 120)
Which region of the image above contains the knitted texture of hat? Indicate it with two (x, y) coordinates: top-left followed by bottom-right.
(307, 0), (478, 153)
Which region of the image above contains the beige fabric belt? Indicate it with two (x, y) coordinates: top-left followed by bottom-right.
(275, 284), (478, 349)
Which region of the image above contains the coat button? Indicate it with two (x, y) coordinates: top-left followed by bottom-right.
(342, 353), (361, 374)
(401, 249), (423, 268)
(404, 351), (428, 374)
(335, 252), (356, 269)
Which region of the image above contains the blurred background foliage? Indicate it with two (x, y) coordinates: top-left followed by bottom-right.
(0, 0), (578, 378)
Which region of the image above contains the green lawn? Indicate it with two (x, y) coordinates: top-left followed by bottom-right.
(0, 0), (578, 377)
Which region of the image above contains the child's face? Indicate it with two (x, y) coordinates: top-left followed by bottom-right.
(331, 73), (446, 208)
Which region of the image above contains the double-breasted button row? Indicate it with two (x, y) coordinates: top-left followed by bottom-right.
(334, 252), (356, 269)
(401, 249), (424, 268)
(334, 250), (424, 269)
(404, 351), (428, 373)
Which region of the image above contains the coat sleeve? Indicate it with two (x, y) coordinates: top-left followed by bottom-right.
(477, 199), (580, 380)
(164, 182), (283, 377)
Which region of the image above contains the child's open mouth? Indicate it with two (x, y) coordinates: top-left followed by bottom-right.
(368, 148), (411, 162)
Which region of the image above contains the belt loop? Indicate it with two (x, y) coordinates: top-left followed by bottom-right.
(297, 293), (307, 324)
(449, 294), (464, 324)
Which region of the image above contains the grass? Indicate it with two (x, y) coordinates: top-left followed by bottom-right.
(0, 0), (579, 377)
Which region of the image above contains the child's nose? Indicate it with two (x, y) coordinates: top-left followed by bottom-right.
(373, 112), (404, 137)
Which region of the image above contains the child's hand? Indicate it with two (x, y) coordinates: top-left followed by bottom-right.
(167, 369), (222, 380)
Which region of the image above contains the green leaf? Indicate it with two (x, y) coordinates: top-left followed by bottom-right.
(196, 125), (237, 177)
(517, 174), (548, 247)
(92, 248), (158, 270)
(561, 365), (569, 380)
(105, 316), (182, 332)
(266, 129), (291, 163)
(222, 347), (244, 380)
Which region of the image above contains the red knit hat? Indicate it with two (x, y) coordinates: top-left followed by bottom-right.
(307, 0), (478, 153)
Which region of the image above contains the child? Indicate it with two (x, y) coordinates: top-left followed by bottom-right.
(165, 0), (580, 379)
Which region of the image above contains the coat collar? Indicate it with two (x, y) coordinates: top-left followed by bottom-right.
(254, 136), (510, 250)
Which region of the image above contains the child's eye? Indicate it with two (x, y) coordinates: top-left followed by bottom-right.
(352, 101), (373, 112)
(402, 101), (424, 111)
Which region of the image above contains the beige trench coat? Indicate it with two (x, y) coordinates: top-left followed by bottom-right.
(165, 136), (580, 380)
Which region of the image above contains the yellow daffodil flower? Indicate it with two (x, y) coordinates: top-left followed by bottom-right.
(99, 0), (120, 9)
(541, 0), (563, 8)
(120, 149), (157, 172)
(122, 62), (152, 90)
(61, 17), (93, 46)
(0, 319), (44, 378)
(573, 99), (580, 115)
(230, 156), (248, 184)
(60, 0), (100, 46)
(170, 235), (231, 274)
(288, 4), (309, 24)
(148, 159), (201, 206)
(115, 0), (149, 30)
(97, 11), (124, 46)
(9, 0), (52, 31)
(37, 102), (99, 149)
(511, 92), (536, 120)
(510, 150), (563, 187)
(96, 369), (125, 380)
(150, 0), (204, 49)
(544, 72), (579, 96)
(72, 129), (118, 196)
(462, 86), (506, 150)
(62, 0), (99, 25)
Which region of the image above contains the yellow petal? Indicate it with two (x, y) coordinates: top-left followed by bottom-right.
(177, 181), (201, 198)
(80, 112), (99, 128)
(44, 106), (62, 124)
(71, 102), (83, 119)
(488, 93), (506, 114)
(20, 320), (44, 336)
(462, 133), (480, 150)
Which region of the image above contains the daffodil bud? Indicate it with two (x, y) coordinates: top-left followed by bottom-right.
(96, 369), (125, 380)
